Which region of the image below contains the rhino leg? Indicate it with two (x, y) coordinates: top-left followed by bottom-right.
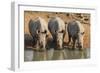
(72, 37), (76, 50)
(67, 34), (71, 46)
(63, 32), (66, 47)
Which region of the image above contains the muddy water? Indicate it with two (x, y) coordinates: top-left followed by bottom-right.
(24, 48), (90, 61)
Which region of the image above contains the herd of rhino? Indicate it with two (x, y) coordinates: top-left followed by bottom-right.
(25, 16), (85, 51)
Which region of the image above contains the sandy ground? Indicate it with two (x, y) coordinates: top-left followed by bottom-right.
(24, 11), (90, 49)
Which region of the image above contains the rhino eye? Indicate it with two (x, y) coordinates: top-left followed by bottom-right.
(81, 32), (84, 35)
(41, 30), (47, 34)
(59, 30), (64, 33)
(37, 30), (40, 33)
(44, 30), (47, 33)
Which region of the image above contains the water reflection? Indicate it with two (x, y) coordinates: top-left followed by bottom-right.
(52, 49), (67, 60)
(33, 50), (47, 61)
(24, 48), (34, 61)
(24, 48), (90, 61)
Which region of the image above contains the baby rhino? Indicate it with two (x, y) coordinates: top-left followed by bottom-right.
(67, 20), (85, 50)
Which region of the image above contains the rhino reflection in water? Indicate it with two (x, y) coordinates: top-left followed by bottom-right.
(24, 48), (89, 61)
(52, 49), (67, 60)
(24, 48), (34, 61)
(33, 51), (47, 61)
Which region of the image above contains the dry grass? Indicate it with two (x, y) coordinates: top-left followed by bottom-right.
(24, 11), (90, 49)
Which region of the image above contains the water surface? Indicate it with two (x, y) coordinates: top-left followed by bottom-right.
(24, 48), (90, 61)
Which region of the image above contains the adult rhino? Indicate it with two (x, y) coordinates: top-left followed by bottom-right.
(48, 17), (66, 49)
(66, 20), (85, 50)
(29, 17), (49, 50)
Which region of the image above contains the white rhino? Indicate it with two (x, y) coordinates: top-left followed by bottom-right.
(29, 17), (49, 50)
(67, 20), (85, 50)
(48, 17), (66, 49)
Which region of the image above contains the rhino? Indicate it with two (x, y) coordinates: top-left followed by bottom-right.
(29, 17), (49, 50)
(66, 20), (85, 50)
(48, 17), (66, 49)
